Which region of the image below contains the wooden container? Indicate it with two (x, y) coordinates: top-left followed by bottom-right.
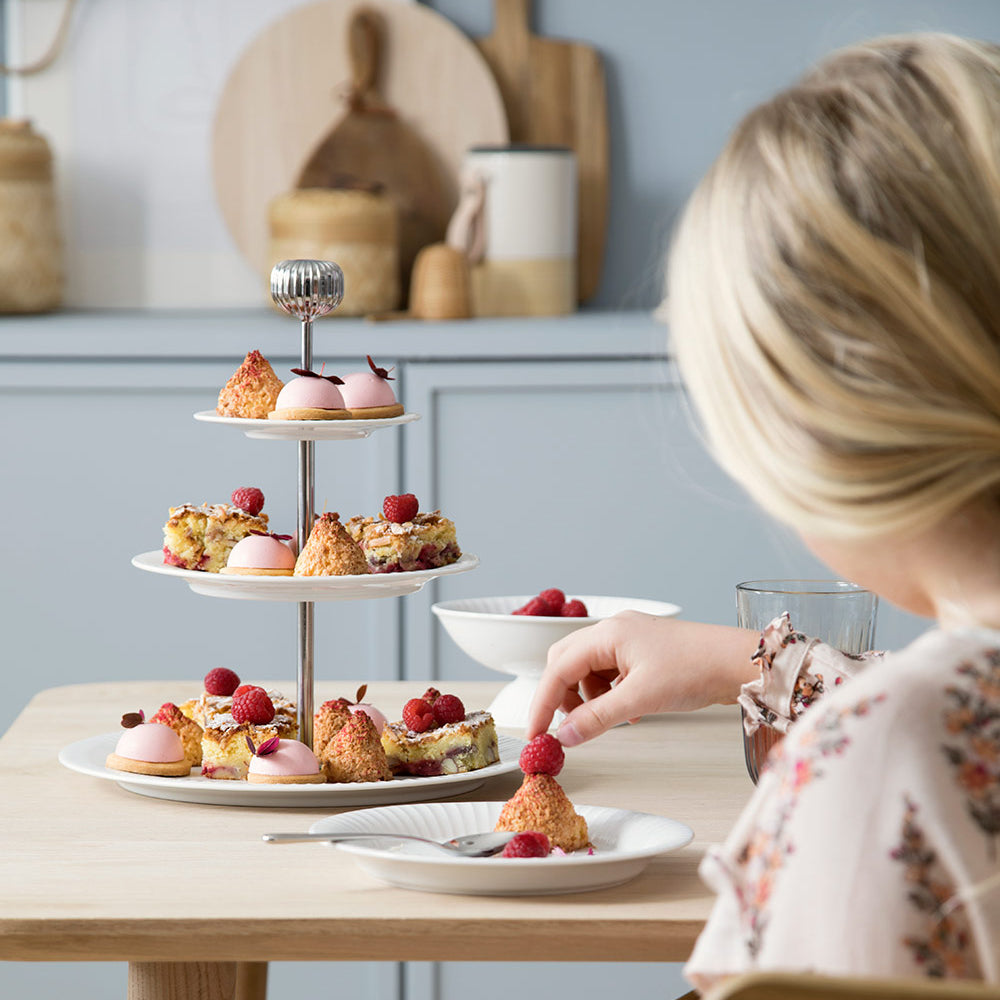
(0, 119), (62, 312)
(409, 243), (471, 320)
(268, 185), (398, 316)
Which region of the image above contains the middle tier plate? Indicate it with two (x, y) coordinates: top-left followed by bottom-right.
(131, 551), (479, 601)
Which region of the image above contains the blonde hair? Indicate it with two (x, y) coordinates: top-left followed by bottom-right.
(668, 33), (1000, 539)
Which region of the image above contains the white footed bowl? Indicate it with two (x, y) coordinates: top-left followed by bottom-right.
(432, 595), (681, 729)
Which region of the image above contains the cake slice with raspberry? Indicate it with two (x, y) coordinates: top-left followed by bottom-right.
(494, 734), (589, 852)
(217, 349), (284, 419)
(345, 495), (460, 573)
(380, 692), (498, 776)
(318, 711), (392, 783)
(163, 502), (268, 572)
(200, 687), (297, 780)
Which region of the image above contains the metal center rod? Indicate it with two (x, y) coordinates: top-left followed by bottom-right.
(297, 316), (314, 749)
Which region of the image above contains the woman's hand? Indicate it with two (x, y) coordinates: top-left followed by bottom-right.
(526, 612), (761, 746)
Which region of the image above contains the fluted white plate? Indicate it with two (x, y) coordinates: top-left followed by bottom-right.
(59, 733), (524, 808)
(308, 800), (694, 894)
(131, 551), (479, 601)
(193, 410), (420, 440)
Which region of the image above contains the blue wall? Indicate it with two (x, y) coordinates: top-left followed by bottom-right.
(429, 0), (1000, 311)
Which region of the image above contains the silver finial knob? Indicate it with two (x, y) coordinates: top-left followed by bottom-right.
(270, 259), (344, 320)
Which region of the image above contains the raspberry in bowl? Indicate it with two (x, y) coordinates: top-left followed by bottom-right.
(431, 594), (682, 729)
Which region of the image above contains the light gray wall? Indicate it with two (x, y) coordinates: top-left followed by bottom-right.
(429, 0), (1000, 311)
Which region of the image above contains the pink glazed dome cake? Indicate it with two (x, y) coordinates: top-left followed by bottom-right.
(221, 532), (296, 576)
(268, 367), (349, 420)
(246, 737), (326, 784)
(338, 356), (404, 419)
(106, 712), (191, 777)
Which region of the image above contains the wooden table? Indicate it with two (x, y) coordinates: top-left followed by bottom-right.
(0, 680), (752, 999)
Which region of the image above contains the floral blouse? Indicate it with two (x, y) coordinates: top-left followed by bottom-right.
(685, 615), (1000, 993)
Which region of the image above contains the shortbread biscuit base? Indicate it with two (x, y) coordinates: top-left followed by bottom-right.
(220, 566), (294, 576)
(268, 406), (350, 421)
(347, 403), (404, 420)
(105, 753), (191, 777)
(247, 770), (326, 784)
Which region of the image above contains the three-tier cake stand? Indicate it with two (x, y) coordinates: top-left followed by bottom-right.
(131, 259), (479, 751)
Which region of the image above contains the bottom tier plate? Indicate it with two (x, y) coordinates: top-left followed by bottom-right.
(59, 732), (524, 808)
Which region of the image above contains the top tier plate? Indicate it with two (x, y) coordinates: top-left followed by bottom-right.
(193, 410), (420, 440)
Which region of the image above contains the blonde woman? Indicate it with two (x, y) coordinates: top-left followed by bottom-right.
(528, 34), (1000, 989)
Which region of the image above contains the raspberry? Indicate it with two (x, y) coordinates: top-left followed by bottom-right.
(204, 667), (241, 696)
(231, 686), (275, 724)
(232, 684), (256, 698)
(421, 687), (441, 705)
(432, 693), (465, 725)
(519, 733), (565, 776)
(538, 588), (566, 613)
(501, 831), (551, 858)
(512, 597), (551, 616)
(561, 599), (589, 617)
(231, 486), (265, 516)
(383, 493), (419, 524)
(402, 697), (435, 732)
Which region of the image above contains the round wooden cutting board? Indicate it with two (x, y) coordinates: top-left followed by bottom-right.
(212, 0), (509, 281)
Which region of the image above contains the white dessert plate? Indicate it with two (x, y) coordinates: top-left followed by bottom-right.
(58, 732), (525, 808)
(308, 800), (694, 895)
(131, 551), (479, 601)
(193, 410), (420, 441)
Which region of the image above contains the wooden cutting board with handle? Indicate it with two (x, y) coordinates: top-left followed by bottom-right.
(211, 0), (507, 291)
(297, 7), (452, 300)
(475, 0), (609, 303)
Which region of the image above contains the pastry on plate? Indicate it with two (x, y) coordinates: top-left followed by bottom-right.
(318, 711), (392, 783)
(162, 502), (268, 573)
(247, 737), (325, 785)
(294, 512), (369, 576)
(105, 712), (191, 778)
(217, 349), (284, 419)
(268, 368), (350, 420)
(345, 494), (460, 573)
(338, 356), (405, 419)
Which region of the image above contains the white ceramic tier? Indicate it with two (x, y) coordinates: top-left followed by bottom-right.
(132, 550), (479, 601)
(193, 410), (420, 440)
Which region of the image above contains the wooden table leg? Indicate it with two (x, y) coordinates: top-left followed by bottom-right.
(127, 962), (239, 1000)
(235, 961), (269, 1000)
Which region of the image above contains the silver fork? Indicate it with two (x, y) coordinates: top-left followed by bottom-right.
(262, 830), (518, 857)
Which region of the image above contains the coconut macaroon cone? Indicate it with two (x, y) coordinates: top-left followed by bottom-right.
(294, 512), (369, 576)
(318, 711), (393, 783)
(217, 350), (284, 418)
(494, 734), (589, 852)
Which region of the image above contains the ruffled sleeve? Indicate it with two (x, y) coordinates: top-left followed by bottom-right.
(737, 612), (882, 735)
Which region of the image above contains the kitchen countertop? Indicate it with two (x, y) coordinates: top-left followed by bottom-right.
(0, 308), (669, 362)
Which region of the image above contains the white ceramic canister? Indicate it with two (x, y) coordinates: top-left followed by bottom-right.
(450, 144), (577, 316)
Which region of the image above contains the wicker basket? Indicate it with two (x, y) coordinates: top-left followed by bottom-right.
(0, 119), (62, 312)
(268, 186), (399, 316)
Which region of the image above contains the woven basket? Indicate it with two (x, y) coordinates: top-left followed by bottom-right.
(0, 119), (62, 312)
(268, 187), (399, 316)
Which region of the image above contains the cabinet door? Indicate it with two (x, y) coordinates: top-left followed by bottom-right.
(0, 358), (401, 737)
(399, 359), (919, 685)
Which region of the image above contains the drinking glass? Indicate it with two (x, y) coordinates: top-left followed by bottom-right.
(736, 579), (878, 783)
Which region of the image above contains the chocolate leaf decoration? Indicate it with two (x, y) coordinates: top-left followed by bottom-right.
(271, 533), (294, 541)
(366, 355), (395, 380)
(121, 710), (144, 729)
(289, 367), (345, 385)
(249, 528), (268, 536)
(257, 736), (281, 756)
(245, 734), (257, 756)
(355, 684), (368, 704)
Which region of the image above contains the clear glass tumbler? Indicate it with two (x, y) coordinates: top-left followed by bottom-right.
(736, 579), (878, 783)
